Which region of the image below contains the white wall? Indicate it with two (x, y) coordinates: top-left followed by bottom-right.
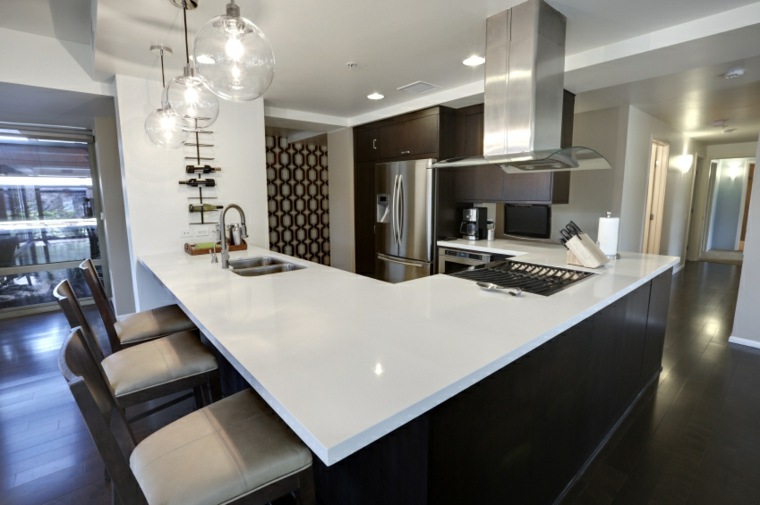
(326, 128), (355, 272)
(730, 137), (760, 347)
(0, 27), (110, 96)
(560, 106), (699, 268)
(553, 106), (628, 240)
(619, 107), (696, 266)
(93, 115), (135, 314)
(112, 74), (268, 311)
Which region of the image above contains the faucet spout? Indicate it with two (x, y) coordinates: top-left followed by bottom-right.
(219, 204), (247, 269)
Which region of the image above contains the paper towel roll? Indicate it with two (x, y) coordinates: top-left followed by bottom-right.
(598, 216), (620, 257)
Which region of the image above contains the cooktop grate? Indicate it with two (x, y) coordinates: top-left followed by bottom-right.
(451, 260), (595, 296)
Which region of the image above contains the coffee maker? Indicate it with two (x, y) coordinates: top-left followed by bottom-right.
(460, 207), (488, 240)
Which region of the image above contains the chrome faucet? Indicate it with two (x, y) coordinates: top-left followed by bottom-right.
(219, 204), (248, 268)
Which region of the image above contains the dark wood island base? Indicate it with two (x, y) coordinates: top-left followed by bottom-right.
(313, 269), (672, 505)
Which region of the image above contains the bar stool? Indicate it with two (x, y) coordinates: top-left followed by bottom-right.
(54, 279), (221, 423)
(80, 259), (195, 352)
(60, 326), (315, 505)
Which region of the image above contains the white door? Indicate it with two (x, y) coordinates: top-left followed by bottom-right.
(642, 140), (670, 254)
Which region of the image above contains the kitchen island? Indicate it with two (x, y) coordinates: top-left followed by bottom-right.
(139, 242), (677, 505)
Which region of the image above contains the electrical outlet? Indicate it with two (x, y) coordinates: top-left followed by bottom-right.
(180, 229), (193, 239)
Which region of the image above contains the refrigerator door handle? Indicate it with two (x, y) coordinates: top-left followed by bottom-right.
(392, 174), (401, 246)
(397, 174), (404, 245)
(377, 253), (427, 268)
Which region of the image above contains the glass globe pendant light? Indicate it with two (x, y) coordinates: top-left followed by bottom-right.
(145, 45), (188, 148)
(164, 0), (219, 131)
(193, 0), (275, 102)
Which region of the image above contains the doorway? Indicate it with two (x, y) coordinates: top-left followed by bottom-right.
(699, 157), (754, 263)
(643, 139), (670, 254)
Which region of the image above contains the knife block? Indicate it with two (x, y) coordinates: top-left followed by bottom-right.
(565, 235), (609, 268)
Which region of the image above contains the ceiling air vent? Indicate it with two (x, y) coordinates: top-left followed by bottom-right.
(397, 81), (439, 94)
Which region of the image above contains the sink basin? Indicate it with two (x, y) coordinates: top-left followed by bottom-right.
(231, 264), (304, 277)
(228, 256), (286, 269)
(229, 257), (305, 277)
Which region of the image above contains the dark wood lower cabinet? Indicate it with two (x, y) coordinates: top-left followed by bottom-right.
(313, 270), (672, 505)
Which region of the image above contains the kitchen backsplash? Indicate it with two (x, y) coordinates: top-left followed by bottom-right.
(265, 136), (330, 265)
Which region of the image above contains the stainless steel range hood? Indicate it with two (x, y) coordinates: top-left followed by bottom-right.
(433, 0), (610, 173)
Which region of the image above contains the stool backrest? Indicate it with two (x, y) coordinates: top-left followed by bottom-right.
(79, 259), (121, 353)
(59, 327), (146, 505)
(53, 279), (107, 364)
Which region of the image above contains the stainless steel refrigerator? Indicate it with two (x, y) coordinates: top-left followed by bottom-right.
(375, 159), (436, 283)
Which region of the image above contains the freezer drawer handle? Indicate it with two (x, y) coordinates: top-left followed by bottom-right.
(378, 253), (426, 268)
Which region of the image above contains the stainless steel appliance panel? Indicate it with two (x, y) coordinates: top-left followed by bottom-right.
(396, 159), (435, 263)
(376, 253), (432, 283)
(375, 159), (436, 283)
(375, 162), (397, 258)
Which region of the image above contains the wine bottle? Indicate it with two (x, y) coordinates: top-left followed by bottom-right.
(189, 203), (223, 213)
(185, 164), (221, 174)
(179, 178), (216, 187)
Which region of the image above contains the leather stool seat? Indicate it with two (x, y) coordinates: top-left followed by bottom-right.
(103, 330), (217, 397)
(79, 259), (196, 352)
(131, 389), (312, 505)
(115, 304), (196, 346)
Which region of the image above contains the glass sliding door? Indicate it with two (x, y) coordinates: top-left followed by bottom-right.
(0, 128), (106, 315)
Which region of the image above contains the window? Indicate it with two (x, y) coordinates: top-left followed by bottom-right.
(0, 128), (103, 314)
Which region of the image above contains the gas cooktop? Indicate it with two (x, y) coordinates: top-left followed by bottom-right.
(450, 260), (595, 296)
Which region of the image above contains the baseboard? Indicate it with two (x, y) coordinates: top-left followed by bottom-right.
(728, 336), (760, 350)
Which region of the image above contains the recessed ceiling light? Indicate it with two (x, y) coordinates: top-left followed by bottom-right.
(712, 119), (728, 127)
(723, 68), (745, 79)
(367, 92), (384, 100)
(463, 55), (485, 67)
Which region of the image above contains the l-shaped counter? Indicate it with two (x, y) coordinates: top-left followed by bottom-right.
(139, 240), (677, 467)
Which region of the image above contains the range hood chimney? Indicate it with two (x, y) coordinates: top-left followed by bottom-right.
(434, 0), (610, 173)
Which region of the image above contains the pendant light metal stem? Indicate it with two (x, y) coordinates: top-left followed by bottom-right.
(182, 2), (190, 65)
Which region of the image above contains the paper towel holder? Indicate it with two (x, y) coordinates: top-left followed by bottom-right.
(598, 211), (621, 259)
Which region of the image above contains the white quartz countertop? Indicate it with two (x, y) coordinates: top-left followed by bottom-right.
(139, 243), (677, 465)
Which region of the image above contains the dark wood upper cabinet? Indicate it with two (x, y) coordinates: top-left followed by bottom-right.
(354, 126), (382, 162)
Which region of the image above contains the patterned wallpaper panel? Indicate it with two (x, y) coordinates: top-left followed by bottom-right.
(265, 136), (330, 265)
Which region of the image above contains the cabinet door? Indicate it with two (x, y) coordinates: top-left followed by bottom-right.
(453, 166), (505, 202)
(353, 161), (376, 277)
(502, 173), (553, 202)
(355, 126), (381, 162)
(377, 114), (439, 160)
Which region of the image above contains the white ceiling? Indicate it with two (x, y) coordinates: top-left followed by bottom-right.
(1, 0), (760, 144)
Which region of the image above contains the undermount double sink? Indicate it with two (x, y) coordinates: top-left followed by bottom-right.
(228, 256), (305, 277)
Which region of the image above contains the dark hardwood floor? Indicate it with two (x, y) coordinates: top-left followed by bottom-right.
(0, 261), (757, 505)
(562, 261), (759, 505)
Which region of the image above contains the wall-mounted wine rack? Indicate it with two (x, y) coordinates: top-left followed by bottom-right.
(180, 130), (221, 225)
